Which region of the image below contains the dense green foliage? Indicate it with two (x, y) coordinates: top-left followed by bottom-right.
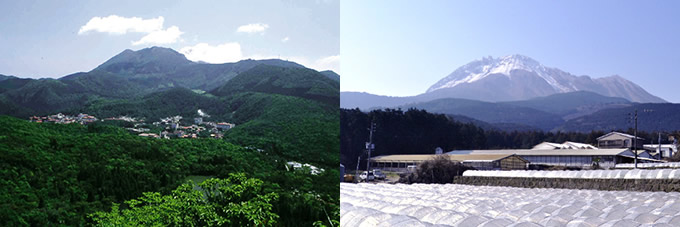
(81, 87), (223, 122)
(90, 173), (280, 226)
(224, 92), (339, 167)
(398, 156), (471, 184)
(211, 65), (340, 106)
(341, 108), (485, 170)
(0, 115), (338, 226)
(319, 70), (340, 82)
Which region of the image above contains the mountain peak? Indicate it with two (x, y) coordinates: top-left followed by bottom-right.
(94, 47), (193, 75)
(427, 54), (565, 93)
(423, 55), (665, 103)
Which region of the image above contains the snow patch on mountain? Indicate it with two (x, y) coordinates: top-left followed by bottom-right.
(429, 55), (575, 93)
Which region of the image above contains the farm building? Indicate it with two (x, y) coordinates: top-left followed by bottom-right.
(370, 154), (528, 172)
(447, 148), (662, 169)
(597, 132), (644, 149)
(644, 144), (677, 159)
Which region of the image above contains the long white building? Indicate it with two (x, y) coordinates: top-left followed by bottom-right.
(447, 148), (661, 169)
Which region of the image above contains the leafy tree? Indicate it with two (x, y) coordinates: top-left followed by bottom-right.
(90, 173), (279, 226)
(398, 155), (470, 184)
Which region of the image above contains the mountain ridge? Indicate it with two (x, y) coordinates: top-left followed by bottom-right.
(427, 55), (665, 103)
(0, 47), (337, 118)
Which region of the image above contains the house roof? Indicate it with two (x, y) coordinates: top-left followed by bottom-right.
(447, 148), (631, 156)
(564, 141), (597, 149)
(597, 132), (643, 140)
(617, 154), (665, 162)
(532, 142), (565, 150)
(371, 154), (525, 163)
(643, 144), (677, 148)
(532, 141), (597, 150)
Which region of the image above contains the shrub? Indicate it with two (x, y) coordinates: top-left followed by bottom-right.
(398, 155), (471, 184)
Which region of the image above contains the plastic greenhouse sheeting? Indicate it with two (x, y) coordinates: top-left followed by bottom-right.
(340, 183), (680, 226)
(616, 162), (680, 169)
(462, 169), (680, 180)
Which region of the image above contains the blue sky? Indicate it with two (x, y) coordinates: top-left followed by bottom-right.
(341, 1), (680, 102)
(0, 0), (339, 79)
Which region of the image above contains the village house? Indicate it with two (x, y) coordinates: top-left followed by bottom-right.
(597, 132), (645, 149)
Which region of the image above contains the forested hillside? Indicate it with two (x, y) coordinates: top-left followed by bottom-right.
(0, 47), (340, 226)
(0, 116), (338, 226)
(211, 65), (340, 106)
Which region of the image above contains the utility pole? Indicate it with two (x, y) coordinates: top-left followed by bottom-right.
(634, 109), (638, 169)
(657, 132), (662, 160)
(366, 121), (375, 171)
(356, 156), (361, 175)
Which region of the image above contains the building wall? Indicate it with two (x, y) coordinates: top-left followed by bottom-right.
(521, 155), (617, 168)
(463, 161), (497, 170)
(499, 156), (528, 170)
(372, 161), (418, 173)
(598, 136), (644, 149)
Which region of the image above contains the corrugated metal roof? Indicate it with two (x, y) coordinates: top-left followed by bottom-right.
(371, 154), (517, 162)
(618, 155), (665, 162)
(447, 148), (630, 156)
(532, 141), (597, 150)
(597, 132), (643, 140)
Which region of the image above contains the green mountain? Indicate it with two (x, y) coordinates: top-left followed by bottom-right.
(94, 47), (195, 75)
(0, 45), (340, 172)
(211, 65), (339, 106)
(0, 74), (17, 81)
(0, 47), (310, 118)
(80, 87), (222, 121)
(0, 77), (31, 93)
(320, 70), (340, 81)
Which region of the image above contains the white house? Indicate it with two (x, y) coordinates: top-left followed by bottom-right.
(644, 144), (677, 159)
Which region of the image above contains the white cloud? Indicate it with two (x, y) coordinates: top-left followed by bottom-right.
(281, 37), (290, 43)
(78, 15), (164, 35)
(179, 41), (339, 73)
(236, 23), (269, 34)
(79, 15), (184, 46)
(132, 26), (184, 46)
(180, 42), (243, 63)
(314, 55), (340, 73)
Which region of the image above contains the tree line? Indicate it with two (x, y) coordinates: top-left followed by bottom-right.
(341, 108), (680, 171)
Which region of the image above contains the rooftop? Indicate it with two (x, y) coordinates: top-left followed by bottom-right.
(371, 154), (520, 163)
(447, 148), (631, 156)
(597, 132), (644, 140)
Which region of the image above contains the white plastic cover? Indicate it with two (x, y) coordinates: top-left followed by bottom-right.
(341, 183), (680, 226)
